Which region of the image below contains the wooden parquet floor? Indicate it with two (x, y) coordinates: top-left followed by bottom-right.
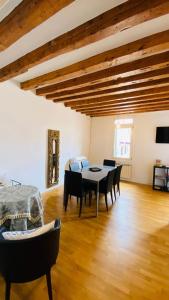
(1, 182), (169, 300)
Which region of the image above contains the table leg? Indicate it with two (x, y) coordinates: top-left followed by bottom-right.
(96, 182), (99, 217)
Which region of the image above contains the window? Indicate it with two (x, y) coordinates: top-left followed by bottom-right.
(114, 118), (133, 159)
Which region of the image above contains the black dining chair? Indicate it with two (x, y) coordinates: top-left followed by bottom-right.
(99, 169), (115, 211)
(113, 165), (123, 200)
(69, 162), (81, 201)
(81, 159), (89, 168)
(103, 159), (116, 167)
(0, 219), (61, 300)
(81, 159), (97, 204)
(64, 170), (86, 217)
(69, 161), (80, 172)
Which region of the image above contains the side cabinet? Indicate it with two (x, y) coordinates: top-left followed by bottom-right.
(153, 166), (169, 192)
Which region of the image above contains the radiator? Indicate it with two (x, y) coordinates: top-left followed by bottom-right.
(117, 162), (132, 180)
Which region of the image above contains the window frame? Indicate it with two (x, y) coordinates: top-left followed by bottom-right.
(113, 119), (133, 161)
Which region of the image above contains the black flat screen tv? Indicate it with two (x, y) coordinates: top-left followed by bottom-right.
(156, 127), (169, 143)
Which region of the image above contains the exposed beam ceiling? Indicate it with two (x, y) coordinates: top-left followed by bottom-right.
(76, 98), (169, 113)
(86, 103), (169, 116)
(91, 108), (169, 117)
(59, 86), (169, 106)
(76, 98), (169, 114)
(47, 77), (169, 101)
(36, 51), (169, 97)
(36, 66), (169, 96)
(45, 76), (169, 99)
(87, 104), (169, 117)
(21, 29), (169, 90)
(68, 93), (169, 110)
(1, 0), (169, 117)
(0, 0), (169, 82)
(0, 0), (74, 51)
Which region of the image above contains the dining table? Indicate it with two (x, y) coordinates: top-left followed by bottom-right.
(81, 165), (116, 216)
(0, 185), (44, 230)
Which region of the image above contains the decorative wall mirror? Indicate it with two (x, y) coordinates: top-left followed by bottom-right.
(47, 130), (60, 188)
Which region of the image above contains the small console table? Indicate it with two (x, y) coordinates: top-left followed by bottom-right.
(153, 165), (169, 192)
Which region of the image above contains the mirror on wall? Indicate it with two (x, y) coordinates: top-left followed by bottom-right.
(47, 129), (60, 188)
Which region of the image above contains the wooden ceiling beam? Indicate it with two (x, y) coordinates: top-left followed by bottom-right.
(70, 93), (169, 110)
(45, 74), (169, 99)
(0, 0), (169, 82)
(37, 66), (169, 96)
(90, 106), (169, 117)
(86, 104), (169, 115)
(37, 51), (169, 96)
(63, 86), (169, 107)
(47, 77), (169, 101)
(0, 0), (74, 51)
(21, 28), (169, 90)
(76, 98), (169, 113)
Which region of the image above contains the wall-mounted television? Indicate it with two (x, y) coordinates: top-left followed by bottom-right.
(156, 127), (169, 143)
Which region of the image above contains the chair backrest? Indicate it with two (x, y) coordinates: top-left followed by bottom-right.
(103, 159), (116, 167)
(106, 169), (116, 192)
(69, 161), (80, 172)
(81, 159), (89, 168)
(64, 170), (83, 198)
(113, 165), (123, 185)
(0, 219), (61, 283)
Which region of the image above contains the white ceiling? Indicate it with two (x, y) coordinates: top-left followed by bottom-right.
(0, 0), (22, 22)
(0, 0), (169, 84)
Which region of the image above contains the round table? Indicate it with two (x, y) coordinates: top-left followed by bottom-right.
(0, 185), (44, 230)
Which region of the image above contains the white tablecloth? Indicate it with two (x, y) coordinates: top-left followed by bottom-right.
(0, 185), (44, 230)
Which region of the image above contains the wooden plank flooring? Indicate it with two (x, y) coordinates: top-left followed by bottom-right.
(1, 182), (169, 299)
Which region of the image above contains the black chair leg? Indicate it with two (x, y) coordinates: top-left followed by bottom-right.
(46, 271), (53, 300)
(64, 194), (69, 212)
(118, 183), (120, 195)
(5, 280), (11, 300)
(113, 185), (116, 201)
(89, 191), (92, 206)
(85, 193), (87, 205)
(105, 193), (108, 211)
(79, 197), (83, 217)
(77, 197), (79, 204)
(110, 190), (113, 204)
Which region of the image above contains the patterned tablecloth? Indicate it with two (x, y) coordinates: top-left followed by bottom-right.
(0, 185), (44, 230)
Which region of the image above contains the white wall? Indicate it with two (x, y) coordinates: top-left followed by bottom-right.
(1, 80), (169, 189)
(0, 81), (91, 191)
(89, 111), (169, 185)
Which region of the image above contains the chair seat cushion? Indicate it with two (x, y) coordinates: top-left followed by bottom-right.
(2, 220), (55, 240)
